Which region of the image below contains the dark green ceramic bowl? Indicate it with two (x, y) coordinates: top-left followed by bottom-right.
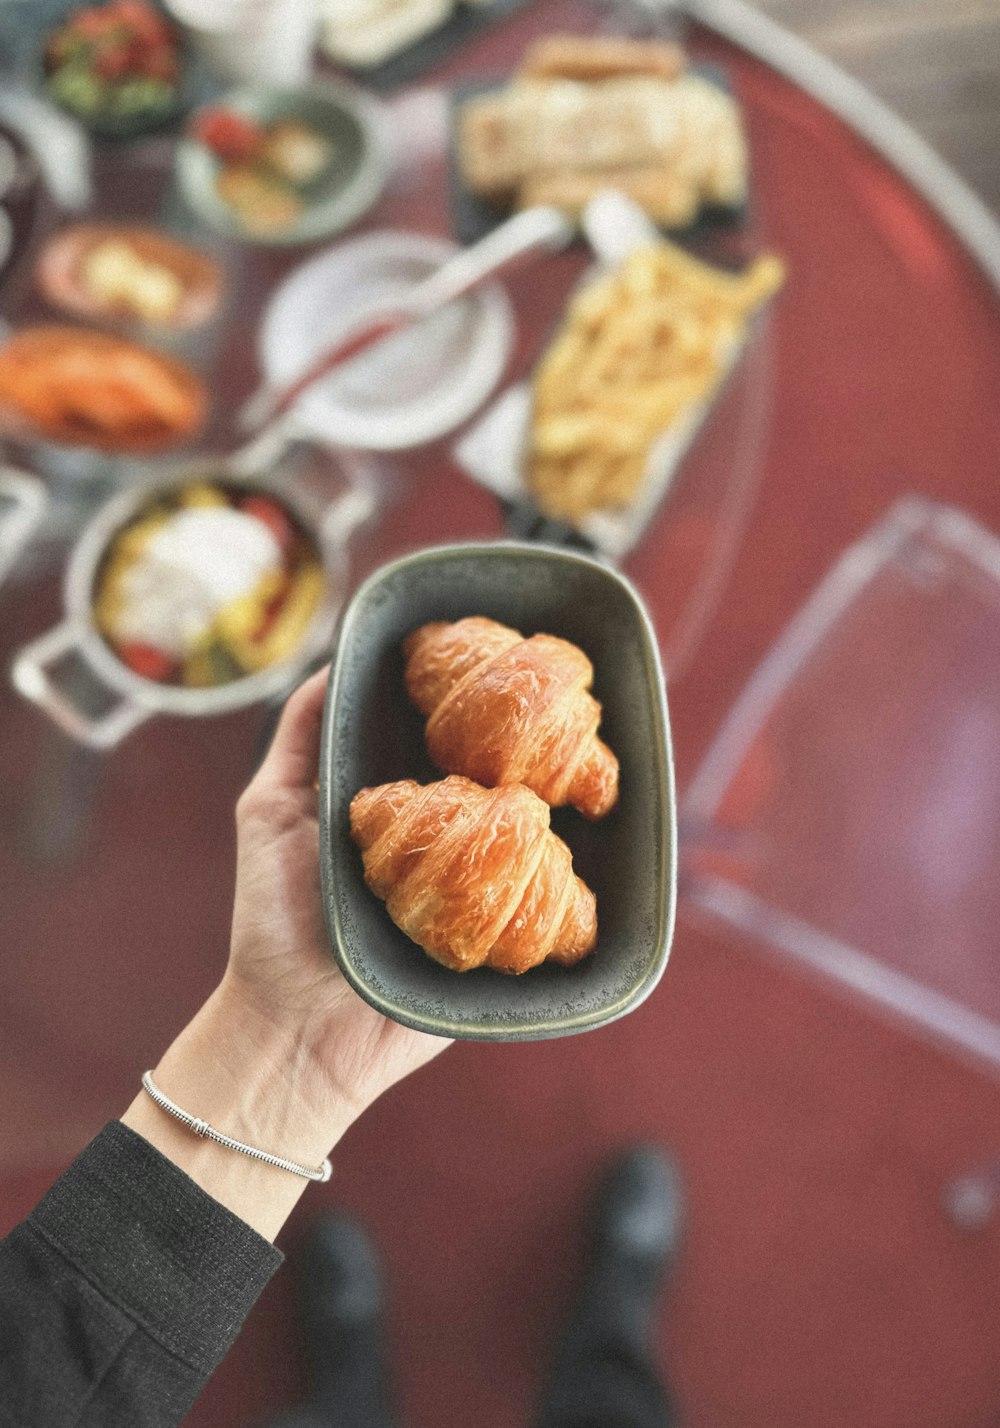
(318, 542), (676, 1041)
(176, 81), (388, 247)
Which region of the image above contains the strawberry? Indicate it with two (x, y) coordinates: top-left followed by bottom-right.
(118, 641), (178, 682)
(94, 42), (132, 79)
(189, 108), (265, 163)
(239, 494), (296, 556)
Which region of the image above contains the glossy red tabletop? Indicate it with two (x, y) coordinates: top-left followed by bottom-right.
(3, 4), (1000, 1425)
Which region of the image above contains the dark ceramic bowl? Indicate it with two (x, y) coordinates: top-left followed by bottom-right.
(176, 81), (388, 247)
(38, 13), (196, 142)
(318, 541), (676, 1041)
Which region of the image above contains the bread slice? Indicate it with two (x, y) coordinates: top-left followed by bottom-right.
(456, 55), (748, 222)
(458, 78), (677, 196)
(457, 87), (544, 197)
(517, 33), (687, 83)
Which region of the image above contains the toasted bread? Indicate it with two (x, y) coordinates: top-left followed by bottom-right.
(457, 89), (541, 198)
(517, 33), (687, 83)
(456, 41), (747, 228)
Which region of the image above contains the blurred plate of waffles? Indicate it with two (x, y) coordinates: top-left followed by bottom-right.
(450, 34), (749, 244)
(0, 325), (206, 455)
(36, 223), (224, 330)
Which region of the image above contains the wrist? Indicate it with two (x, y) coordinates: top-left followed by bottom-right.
(161, 980), (356, 1163)
(120, 981), (356, 1241)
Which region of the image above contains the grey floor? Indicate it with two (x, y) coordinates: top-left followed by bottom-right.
(755, 0), (1000, 212)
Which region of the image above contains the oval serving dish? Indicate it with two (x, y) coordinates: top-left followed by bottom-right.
(36, 223), (223, 331)
(319, 540), (676, 1041)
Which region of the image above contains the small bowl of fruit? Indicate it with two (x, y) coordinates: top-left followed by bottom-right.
(176, 81), (388, 244)
(91, 478), (327, 689)
(42, 0), (189, 140)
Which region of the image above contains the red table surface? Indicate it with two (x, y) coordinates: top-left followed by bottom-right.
(3, 3), (1000, 1425)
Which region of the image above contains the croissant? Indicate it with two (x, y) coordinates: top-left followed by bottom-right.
(403, 616), (619, 820)
(350, 775), (597, 974)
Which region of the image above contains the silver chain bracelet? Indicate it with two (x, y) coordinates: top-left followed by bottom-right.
(141, 1071), (332, 1183)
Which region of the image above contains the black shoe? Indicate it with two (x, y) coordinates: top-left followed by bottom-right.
(294, 1215), (398, 1428)
(584, 1144), (683, 1362)
(534, 1146), (684, 1428)
(299, 1215), (384, 1338)
(593, 1144), (684, 1280)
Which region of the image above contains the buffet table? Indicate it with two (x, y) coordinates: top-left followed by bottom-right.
(3, 2), (1000, 1424)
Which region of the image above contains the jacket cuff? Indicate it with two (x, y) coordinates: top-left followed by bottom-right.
(29, 1120), (283, 1374)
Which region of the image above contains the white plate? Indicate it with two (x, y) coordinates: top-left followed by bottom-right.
(259, 229), (514, 450)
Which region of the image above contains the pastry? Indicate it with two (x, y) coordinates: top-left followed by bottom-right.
(516, 33), (687, 83)
(518, 163), (702, 228)
(0, 325), (204, 453)
(350, 775), (597, 973)
(403, 616), (619, 820)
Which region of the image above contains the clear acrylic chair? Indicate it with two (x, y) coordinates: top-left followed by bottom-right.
(681, 495), (1000, 1224)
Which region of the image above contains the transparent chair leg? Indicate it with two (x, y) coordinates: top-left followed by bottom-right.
(21, 725), (104, 866)
(18, 645), (121, 864)
(943, 1161), (1000, 1230)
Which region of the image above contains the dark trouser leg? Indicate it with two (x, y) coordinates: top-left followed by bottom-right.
(296, 1216), (398, 1428)
(534, 1147), (683, 1428)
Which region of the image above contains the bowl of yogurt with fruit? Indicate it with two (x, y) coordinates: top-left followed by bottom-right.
(11, 466), (370, 747)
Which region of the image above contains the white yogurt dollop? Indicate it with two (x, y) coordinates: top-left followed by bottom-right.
(114, 506), (282, 657)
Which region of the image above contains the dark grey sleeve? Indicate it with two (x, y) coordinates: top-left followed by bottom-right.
(0, 1120), (283, 1427)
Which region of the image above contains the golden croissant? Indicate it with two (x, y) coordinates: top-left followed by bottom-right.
(403, 616), (619, 820)
(349, 775), (597, 974)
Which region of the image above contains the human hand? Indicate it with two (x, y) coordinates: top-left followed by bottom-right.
(122, 666), (449, 1239)
(223, 664), (450, 1129)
